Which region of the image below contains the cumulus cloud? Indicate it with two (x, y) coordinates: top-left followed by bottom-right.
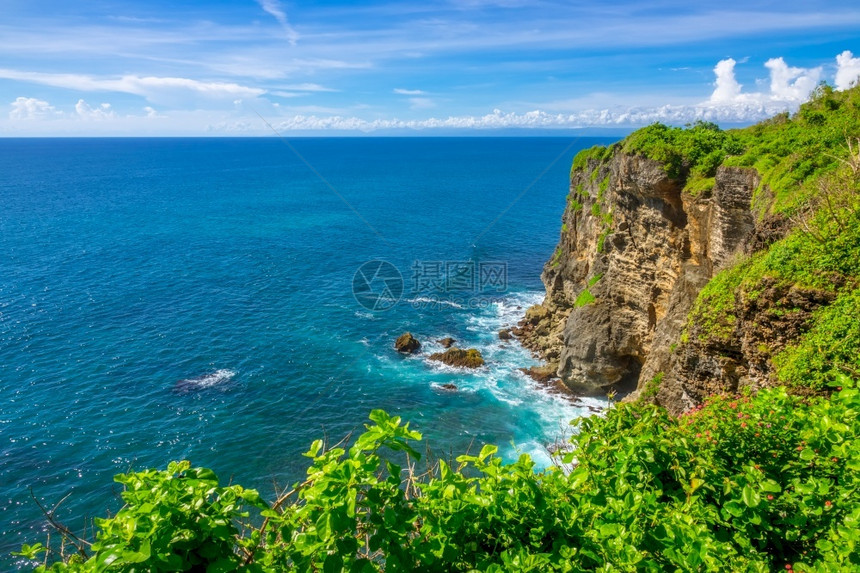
(709, 58), (743, 103)
(765, 57), (821, 101)
(835, 50), (860, 90)
(697, 55), (827, 123)
(75, 99), (116, 120)
(255, 0), (299, 45)
(9, 96), (58, 120)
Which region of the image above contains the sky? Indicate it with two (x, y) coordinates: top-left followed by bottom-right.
(1, 0), (859, 136)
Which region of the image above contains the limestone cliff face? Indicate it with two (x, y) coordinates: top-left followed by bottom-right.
(518, 148), (781, 413)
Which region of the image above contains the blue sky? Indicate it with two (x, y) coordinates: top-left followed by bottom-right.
(1, 0), (858, 135)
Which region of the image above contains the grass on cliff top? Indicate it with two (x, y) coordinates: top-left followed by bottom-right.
(725, 84), (860, 214)
(622, 120), (744, 181)
(574, 84), (860, 215)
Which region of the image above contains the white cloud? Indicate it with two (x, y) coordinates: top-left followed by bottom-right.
(255, 0), (299, 45)
(0, 69), (265, 103)
(764, 57), (821, 101)
(835, 50), (860, 90)
(394, 88), (426, 95)
(75, 99), (116, 120)
(9, 96), (59, 120)
(408, 97), (436, 109)
(280, 83), (338, 92)
(144, 106), (165, 119)
(710, 58), (742, 103)
(706, 55), (822, 114)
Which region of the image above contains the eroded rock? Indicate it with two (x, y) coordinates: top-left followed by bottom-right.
(395, 332), (420, 353)
(429, 348), (485, 368)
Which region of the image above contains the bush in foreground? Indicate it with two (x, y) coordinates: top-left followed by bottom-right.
(19, 377), (860, 572)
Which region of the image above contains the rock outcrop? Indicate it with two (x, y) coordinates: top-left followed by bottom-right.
(395, 332), (421, 353)
(437, 337), (456, 348)
(429, 348), (485, 368)
(518, 148), (799, 413)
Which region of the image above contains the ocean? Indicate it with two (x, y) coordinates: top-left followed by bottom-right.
(0, 136), (617, 567)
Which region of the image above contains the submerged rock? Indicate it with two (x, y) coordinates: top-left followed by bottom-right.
(498, 329), (513, 340)
(437, 337), (456, 348)
(429, 347), (485, 368)
(437, 383), (458, 391)
(395, 332), (421, 353)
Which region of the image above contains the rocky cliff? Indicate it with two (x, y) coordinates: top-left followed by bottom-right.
(519, 84), (860, 416)
(517, 145), (800, 414)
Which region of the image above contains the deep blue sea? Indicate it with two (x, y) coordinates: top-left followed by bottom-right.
(0, 137), (617, 567)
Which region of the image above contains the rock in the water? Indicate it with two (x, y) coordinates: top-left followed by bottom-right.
(498, 329), (512, 340)
(395, 332), (421, 353)
(437, 337), (456, 348)
(429, 347), (485, 368)
(437, 383), (458, 391)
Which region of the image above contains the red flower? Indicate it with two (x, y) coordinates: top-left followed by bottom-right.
(767, 494), (774, 500)
(825, 500), (832, 508)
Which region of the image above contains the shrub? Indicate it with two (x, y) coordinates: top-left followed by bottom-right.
(23, 381), (860, 572)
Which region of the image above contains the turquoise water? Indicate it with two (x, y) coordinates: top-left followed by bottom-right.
(0, 137), (615, 566)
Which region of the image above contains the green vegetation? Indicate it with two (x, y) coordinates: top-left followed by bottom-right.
(596, 229), (610, 253)
(622, 120), (744, 180)
(774, 288), (860, 390)
(686, 257), (749, 343)
(684, 175), (716, 197)
(570, 143), (616, 175)
(22, 380), (860, 572)
(550, 246), (562, 268)
(641, 372), (664, 398)
(574, 288), (596, 307)
(724, 85), (860, 214)
(585, 86), (860, 212)
(684, 116), (859, 389)
(598, 175), (609, 199)
(587, 273), (603, 288)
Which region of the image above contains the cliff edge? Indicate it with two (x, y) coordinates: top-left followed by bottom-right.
(518, 87), (860, 414)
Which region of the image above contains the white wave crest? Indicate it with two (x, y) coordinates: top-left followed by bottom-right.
(175, 369), (236, 392)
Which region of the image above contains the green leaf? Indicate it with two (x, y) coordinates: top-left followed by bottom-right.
(761, 479), (782, 493)
(742, 485), (761, 508)
(479, 444), (499, 460)
(324, 553), (345, 573)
